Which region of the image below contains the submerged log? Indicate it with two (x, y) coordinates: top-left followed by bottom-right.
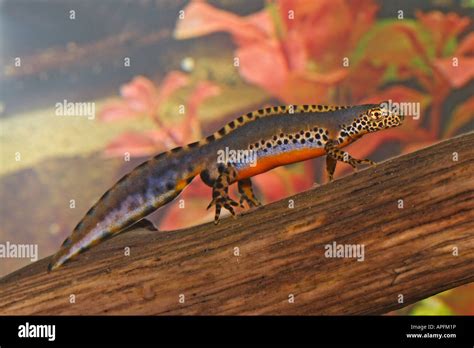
(0, 132), (473, 315)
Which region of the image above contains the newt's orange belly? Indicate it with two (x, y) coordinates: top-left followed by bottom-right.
(236, 147), (325, 180)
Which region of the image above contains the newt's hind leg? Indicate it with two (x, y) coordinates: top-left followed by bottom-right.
(326, 155), (337, 182)
(206, 165), (240, 224)
(238, 178), (262, 208)
(325, 140), (376, 180)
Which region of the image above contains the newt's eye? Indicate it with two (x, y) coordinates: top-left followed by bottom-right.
(369, 108), (383, 120)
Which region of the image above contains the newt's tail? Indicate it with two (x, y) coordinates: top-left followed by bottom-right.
(48, 145), (204, 271)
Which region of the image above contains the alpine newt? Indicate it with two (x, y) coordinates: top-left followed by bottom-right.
(48, 102), (404, 271)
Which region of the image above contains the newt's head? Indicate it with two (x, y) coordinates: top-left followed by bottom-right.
(365, 102), (404, 132)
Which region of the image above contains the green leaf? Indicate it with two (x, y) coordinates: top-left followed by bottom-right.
(410, 297), (454, 316)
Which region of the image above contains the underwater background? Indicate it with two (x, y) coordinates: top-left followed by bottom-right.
(0, 0), (473, 315)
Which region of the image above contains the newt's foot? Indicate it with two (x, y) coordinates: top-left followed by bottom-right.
(325, 140), (376, 178)
(349, 158), (376, 169)
(238, 178), (262, 208)
(208, 164), (240, 224)
(239, 194), (261, 208)
(207, 194), (240, 224)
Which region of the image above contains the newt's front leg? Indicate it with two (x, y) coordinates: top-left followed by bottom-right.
(325, 140), (376, 181)
(207, 165), (240, 224)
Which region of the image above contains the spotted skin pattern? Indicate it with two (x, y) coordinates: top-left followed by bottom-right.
(48, 102), (403, 271)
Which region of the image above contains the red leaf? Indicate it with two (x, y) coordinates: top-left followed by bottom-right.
(155, 71), (190, 105)
(433, 57), (474, 88)
(299, 68), (348, 85)
(415, 11), (471, 56)
(342, 60), (386, 101)
(120, 75), (159, 113)
(99, 100), (138, 122)
(237, 41), (289, 95)
(278, 73), (332, 104)
(173, 0), (267, 45)
(456, 32), (474, 56)
(281, 30), (308, 71)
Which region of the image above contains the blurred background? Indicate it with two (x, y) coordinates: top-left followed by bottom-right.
(0, 0), (473, 314)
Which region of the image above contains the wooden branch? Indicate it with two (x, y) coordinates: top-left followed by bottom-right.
(1, 133), (473, 315)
